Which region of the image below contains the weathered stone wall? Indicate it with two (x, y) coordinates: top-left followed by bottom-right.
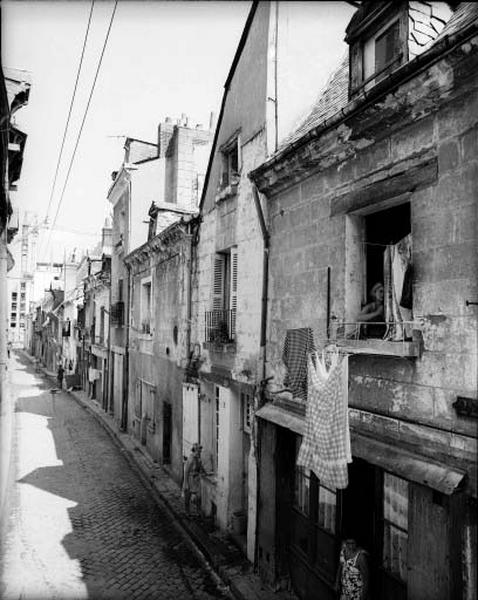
(263, 35), (478, 470)
(128, 230), (191, 483)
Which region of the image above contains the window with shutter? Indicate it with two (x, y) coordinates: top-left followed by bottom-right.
(212, 254), (225, 312)
(230, 247), (238, 337)
(206, 249), (237, 343)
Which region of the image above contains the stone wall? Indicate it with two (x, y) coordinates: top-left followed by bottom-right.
(262, 33), (478, 473)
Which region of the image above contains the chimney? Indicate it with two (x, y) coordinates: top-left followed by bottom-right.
(101, 221), (113, 255)
(158, 118), (175, 158)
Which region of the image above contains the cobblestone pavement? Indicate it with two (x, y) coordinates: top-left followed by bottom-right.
(0, 353), (230, 600)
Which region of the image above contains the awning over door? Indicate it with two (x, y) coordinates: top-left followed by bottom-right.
(351, 431), (467, 496)
(256, 402), (305, 436)
(256, 403), (469, 496)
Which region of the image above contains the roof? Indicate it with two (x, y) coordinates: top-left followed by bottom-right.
(273, 2), (478, 159)
(4, 67), (31, 112)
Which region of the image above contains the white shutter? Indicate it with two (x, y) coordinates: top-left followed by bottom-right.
(230, 247), (238, 337)
(212, 254), (225, 312)
(182, 383), (199, 458)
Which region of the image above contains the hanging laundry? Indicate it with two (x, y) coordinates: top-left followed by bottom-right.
(282, 328), (316, 401)
(383, 234), (413, 341)
(297, 350), (351, 490)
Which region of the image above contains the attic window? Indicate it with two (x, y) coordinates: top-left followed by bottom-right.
(220, 135), (240, 188)
(362, 17), (403, 88)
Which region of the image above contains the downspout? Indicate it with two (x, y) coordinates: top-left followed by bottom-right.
(122, 260), (131, 431)
(251, 183), (271, 569)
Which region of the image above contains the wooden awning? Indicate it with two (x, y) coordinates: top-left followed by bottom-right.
(255, 403), (469, 496)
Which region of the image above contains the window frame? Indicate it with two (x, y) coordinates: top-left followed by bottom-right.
(220, 133), (241, 188)
(140, 275), (152, 335)
(380, 472), (409, 584)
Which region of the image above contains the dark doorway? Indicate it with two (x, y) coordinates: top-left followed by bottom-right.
(341, 458), (378, 598)
(163, 402), (172, 465)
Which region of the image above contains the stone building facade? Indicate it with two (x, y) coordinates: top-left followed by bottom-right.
(250, 3), (478, 599)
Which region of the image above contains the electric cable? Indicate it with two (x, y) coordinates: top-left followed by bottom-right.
(43, 0), (118, 260)
(42, 0), (95, 229)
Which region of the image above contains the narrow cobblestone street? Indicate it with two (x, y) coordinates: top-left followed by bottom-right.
(0, 353), (230, 600)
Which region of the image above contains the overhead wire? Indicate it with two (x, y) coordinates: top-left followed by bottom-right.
(42, 0), (95, 229)
(42, 0), (118, 261)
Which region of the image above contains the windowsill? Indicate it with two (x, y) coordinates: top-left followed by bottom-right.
(136, 333), (153, 341)
(215, 183), (238, 203)
(203, 340), (236, 354)
(336, 338), (421, 357)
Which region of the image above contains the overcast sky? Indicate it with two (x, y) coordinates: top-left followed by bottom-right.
(3, 1), (353, 263)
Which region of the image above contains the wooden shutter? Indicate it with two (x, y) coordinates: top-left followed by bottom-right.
(230, 247), (238, 337)
(212, 254), (225, 311)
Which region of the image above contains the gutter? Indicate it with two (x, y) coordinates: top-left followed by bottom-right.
(250, 22), (478, 184)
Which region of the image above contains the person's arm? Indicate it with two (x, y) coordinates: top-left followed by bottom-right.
(357, 302), (383, 322)
(356, 552), (369, 599)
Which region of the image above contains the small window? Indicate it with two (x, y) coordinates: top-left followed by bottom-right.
(294, 466), (311, 516)
(221, 136), (240, 187)
(20, 282), (26, 290)
(375, 20), (400, 80)
(382, 473), (408, 582)
(317, 483), (337, 534)
(11, 292), (17, 299)
(140, 278), (152, 334)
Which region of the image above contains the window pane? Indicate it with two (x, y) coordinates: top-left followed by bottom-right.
(384, 473), (408, 530)
(375, 20), (399, 74)
(317, 484), (336, 534)
(383, 522), (408, 582)
(294, 466), (310, 516)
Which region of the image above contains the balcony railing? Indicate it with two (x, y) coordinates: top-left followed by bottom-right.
(204, 309), (236, 344)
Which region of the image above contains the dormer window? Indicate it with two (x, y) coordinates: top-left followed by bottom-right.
(346, 1), (454, 98)
(364, 18), (401, 84)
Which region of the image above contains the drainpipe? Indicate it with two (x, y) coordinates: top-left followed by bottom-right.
(122, 261), (131, 432)
(251, 183), (270, 568)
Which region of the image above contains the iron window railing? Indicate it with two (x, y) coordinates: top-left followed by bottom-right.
(204, 309), (236, 343)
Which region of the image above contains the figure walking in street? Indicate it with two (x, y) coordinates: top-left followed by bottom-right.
(335, 537), (369, 600)
(7, 341), (12, 359)
(183, 443), (206, 516)
(57, 363), (64, 390)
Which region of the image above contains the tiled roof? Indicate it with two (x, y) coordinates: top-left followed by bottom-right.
(276, 2), (478, 157)
(278, 54), (349, 151)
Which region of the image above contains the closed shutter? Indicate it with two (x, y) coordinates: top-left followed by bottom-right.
(230, 247), (238, 337)
(212, 254), (225, 311)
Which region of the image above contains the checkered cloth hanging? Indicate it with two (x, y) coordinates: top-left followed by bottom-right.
(282, 328), (316, 401)
(297, 352), (351, 489)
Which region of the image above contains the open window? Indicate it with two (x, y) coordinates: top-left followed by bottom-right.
(140, 277), (152, 334)
(344, 202), (415, 353)
(221, 136), (240, 188)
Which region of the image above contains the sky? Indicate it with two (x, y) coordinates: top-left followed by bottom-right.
(3, 1), (354, 264)
(3, 0), (251, 261)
